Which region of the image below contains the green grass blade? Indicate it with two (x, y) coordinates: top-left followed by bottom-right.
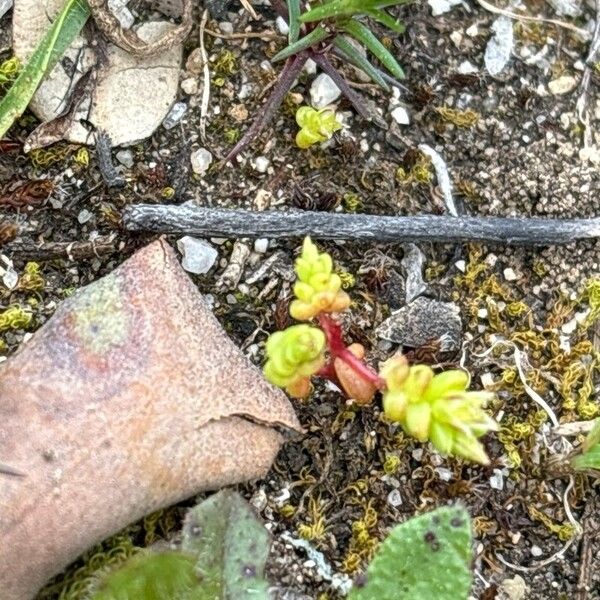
(0, 0), (91, 139)
(333, 36), (389, 90)
(343, 19), (405, 79)
(299, 0), (361, 23)
(287, 0), (301, 43)
(271, 26), (329, 62)
(299, 0), (409, 23)
(366, 8), (406, 33)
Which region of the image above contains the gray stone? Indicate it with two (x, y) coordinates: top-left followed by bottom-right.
(115, 149), (134, 168)
(401, 243), (427, 303)
(376, 296), (463, 351)
(163, 101), (187, 130)
(484, 16), (514, 76)
(0, 0), (13, 19)
(14, 2), (183, 147)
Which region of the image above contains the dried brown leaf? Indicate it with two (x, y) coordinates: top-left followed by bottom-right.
(0, 239), (300, 599)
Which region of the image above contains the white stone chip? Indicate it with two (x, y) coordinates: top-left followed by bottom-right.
(176, 236), (218, 274)
(310, 73), (341, 109)
(190, 148), (213, 176)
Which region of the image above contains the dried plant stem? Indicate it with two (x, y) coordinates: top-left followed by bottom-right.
(225, 53), (307, 161)
(122, 204), (600, 246)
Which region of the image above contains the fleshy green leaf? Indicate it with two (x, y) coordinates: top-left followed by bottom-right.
(181, 490), (270, 599)
(0, 0), (91, 139)
(349, 506), (473, 600)
(343, 19), (405, 79)
(287, 0), (301, 43)
(271, 25), (330, 62)
(333, 36), (389, 89)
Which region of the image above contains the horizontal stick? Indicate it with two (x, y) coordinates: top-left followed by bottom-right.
(122, 204), (600, 246)
(4, 237), (118, 261)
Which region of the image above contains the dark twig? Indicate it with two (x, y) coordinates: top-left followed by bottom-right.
(96, 130), (126, 189)
(3, 237), (119, 261)
(122, 204), (600, 246)
(312, 54), (376, 123)
(225, 53), (308, 162)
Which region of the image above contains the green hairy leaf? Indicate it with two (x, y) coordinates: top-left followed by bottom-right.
(333, 37), (389, 89)
(300, 0), (406, 23)
(287, 0), (301, 43)
(89, 491), (271, 600)
(343, 19), (405, 79)
(571, 444), (600, 472)
(271, 26), (330, 62)
(181, 489), (271, 599)
(0, 0), (91, 139)
(349, 506), (473, 600)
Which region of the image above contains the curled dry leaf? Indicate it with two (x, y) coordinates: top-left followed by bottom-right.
(13, 0), (182, 148)
(0, 239), (301, 600)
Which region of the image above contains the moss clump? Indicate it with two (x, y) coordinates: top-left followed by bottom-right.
(435, 106), (480, 128)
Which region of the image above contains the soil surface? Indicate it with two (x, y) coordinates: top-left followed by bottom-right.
(1, 1), (599, 599)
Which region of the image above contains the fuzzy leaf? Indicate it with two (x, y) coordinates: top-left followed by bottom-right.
(349, 506), (473, 600)
(90, 553), (201, 600)
(343, 19), (405, 79)
(0, 0), (90, 139)
(582, 418), (600, 453)
(571, 444), (600, 472)
(181, 490), (270, 599)
(287, 0), (301, 43)
(271, 26), (330, 62)
(333, 36), (389, 89)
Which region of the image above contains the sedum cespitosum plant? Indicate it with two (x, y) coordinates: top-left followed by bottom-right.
(264, 237), (498, 464)
(295, 106), (343, 149)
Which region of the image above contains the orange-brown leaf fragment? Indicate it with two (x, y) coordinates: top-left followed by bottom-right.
(0, 239), (301, 600)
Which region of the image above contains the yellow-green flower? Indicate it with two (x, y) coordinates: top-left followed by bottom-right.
(381, 355), (498, 464)
(295, 106), (342, 149)
(264, 324), (326, 398)
(290, 237), (351, 321)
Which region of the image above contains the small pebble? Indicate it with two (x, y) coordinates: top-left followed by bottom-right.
(489, 468), (504, 490)
(190, 148), (213, 176)
(390, 106), (410, 125)
(530, 545), (543, 557)
(503, 267), (518, 281)
(310, 73), (341, 109)
(387, 489), (403, 507)
(181, 77), (198, 95)
(176, 236), (218, 274)
(162, 102), (187, 130)
(115, 149), (134, 168)
(253, 156), (270, 173)
(254, 238), (269, 254)
(77, 209), (93, 224)
(548, 75), (577, 95)
(275, 15), (289, 35)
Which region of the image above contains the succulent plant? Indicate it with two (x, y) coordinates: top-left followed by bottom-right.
(381, 356), (498, 464)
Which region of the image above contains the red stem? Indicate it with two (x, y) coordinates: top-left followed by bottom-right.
(318, 314), (385, 389)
